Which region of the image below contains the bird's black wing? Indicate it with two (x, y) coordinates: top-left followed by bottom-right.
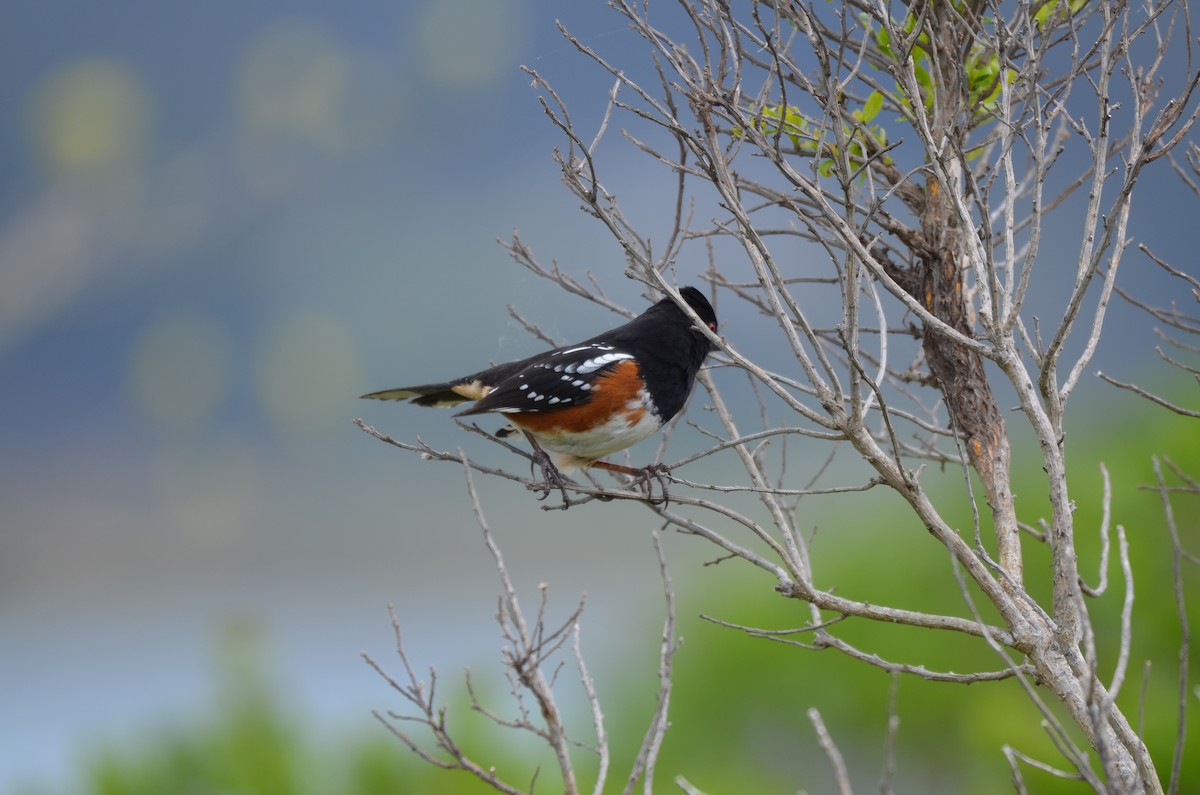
(456, 343), (636, 416)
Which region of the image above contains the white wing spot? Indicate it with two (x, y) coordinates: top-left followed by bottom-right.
(555, 344), (612, 356)
(548, 397), (561, 404)
(571, 379), (584, 387)
(564, 364), (577, 374)
(577, 352), (633, 374)
(519, 383), (529, 390)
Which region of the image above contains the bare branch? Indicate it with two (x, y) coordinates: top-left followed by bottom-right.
(575, 628), (608, 795)
(809, 708), (854, 795)
(1153, 457), (1193, 795)
(362, 604), (528, 794)
(623, 530), (678, 795)
(880, 671), (900, 795)
(1097, 373), (1200, 418)
(1080, 463), (1114, 598)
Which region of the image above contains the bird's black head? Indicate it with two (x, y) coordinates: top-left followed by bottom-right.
(619, 285), (717, 422)
(678, 286), (717, 348)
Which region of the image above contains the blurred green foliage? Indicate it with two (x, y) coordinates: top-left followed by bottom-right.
(23, 403), (1197, 795)
(14, 621), (433, 795)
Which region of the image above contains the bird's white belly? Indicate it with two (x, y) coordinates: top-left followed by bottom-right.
(535, 396), (662, 470)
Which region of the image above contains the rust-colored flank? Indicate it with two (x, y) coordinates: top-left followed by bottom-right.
(508, 360), (645, 433)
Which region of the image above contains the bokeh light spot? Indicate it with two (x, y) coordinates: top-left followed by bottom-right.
(238, 19), (405, 153)
(412, 0), (529, 90)
(235, 18), (407, 194)
(0, 195), (93, 352)
(256, 312), (360, 434)
(239, 20), (348, 144)
(130, 313), (231, 429)
(28, 58), (152, 177)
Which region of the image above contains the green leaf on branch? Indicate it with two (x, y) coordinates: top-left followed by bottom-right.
(735, 104), (813, 149)
(860, 91), (884, 124)
(869, 11), (1016, 123)
(735, 98), (892, 180)
(1033, 0), (1089, 30)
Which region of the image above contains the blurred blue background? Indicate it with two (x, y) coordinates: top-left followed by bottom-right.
(2, 2), (1196, 792)
(0, 3), (693, 790)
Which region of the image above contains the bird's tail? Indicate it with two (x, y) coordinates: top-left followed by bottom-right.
(360, 378), (491, 408)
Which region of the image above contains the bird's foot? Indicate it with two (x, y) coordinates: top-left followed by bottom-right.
(591, 460), (671, 507)
(635, 463), (671, 507)
(522, 432), (572, 507)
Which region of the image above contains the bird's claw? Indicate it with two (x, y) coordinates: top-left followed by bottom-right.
(634, 463), (671, 507)
(530, 447), (571, 507)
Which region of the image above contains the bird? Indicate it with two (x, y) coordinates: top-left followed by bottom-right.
(361, 286), (718, 505)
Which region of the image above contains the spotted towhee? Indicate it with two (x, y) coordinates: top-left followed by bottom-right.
(362, 286), (717, 503)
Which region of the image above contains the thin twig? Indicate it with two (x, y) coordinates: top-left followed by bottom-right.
(809, 708), (854, 795)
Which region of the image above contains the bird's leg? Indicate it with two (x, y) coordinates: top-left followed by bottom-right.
(590, 460), (671, 506)
(521, 431), (571, 507)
